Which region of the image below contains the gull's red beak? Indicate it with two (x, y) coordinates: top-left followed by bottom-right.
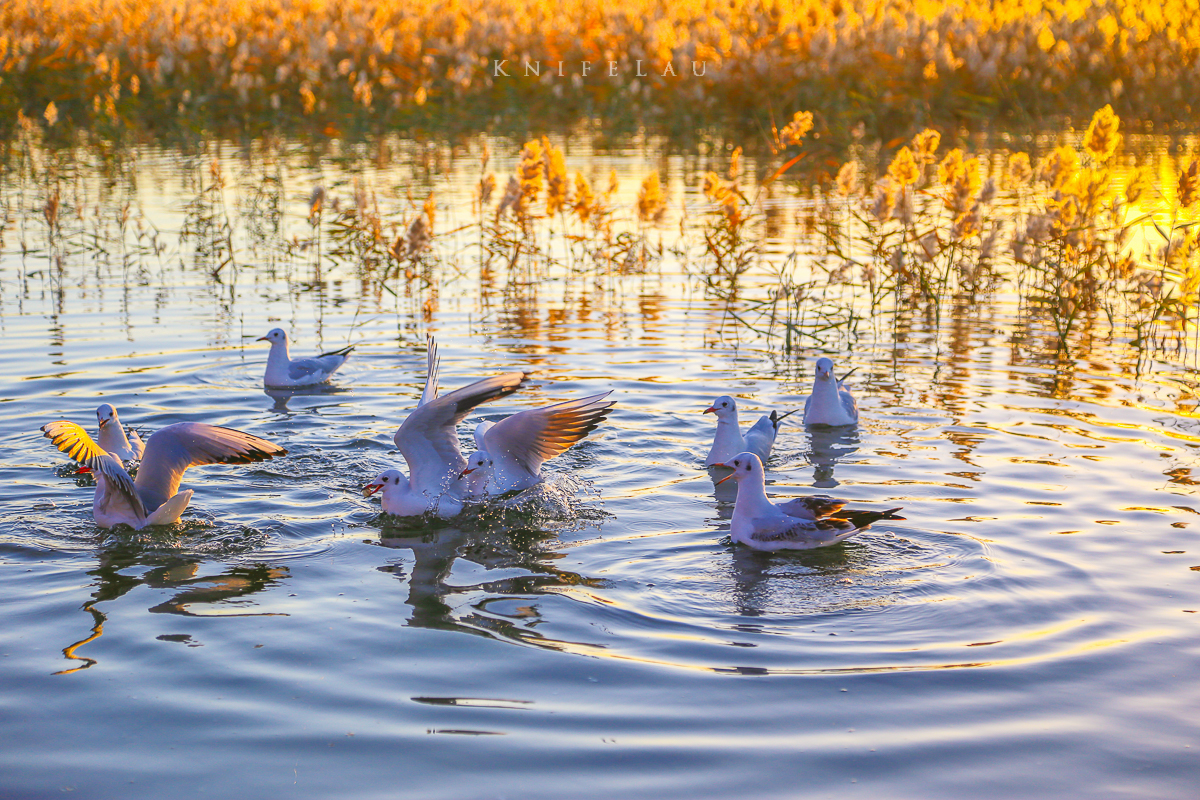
(362, 483), (381, 497)
(703, 406), (716, 414)
(460, 467), (475, 477)
(77, 467), (92, 474)
(98, 418), (108, 428)
(256, 336), (269, 342)
(715, 471), (735, 485)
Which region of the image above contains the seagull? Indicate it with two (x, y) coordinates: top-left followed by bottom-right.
(42, 420), (286, 529)
(704, 395), (796, 466)
(714, 452), (903, 551)
(363, 337), (530, 517)
(803, 357), (858, 427)
(258, 328), (354, 388)
(459, 392), (615, 497)
(95, 404), (145, 461)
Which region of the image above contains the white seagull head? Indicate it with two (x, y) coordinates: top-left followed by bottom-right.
(257, 328), (289, 346)
(95, 403), (119, 429)
(363, 469), (407, 498)
(459, 450), (494, 477)
(703, 395), (738, 420)
(714, 451), (764, 485)
(815, 357), (836, 382)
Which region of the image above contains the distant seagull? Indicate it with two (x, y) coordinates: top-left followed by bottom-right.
(363, 337), (530, 517)
(258, 328), (354, 388)
(803, 357), (858, 427)
(95, 404), (145, 461)
(460, 392), (615, 497)
(42, 420), (286, 529)
(704, 395), (797, 466)
(714, 452), (903, 551)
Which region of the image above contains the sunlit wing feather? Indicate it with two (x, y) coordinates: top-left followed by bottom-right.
(135, 422), (287, 512)
(482, 392), (615, 478)
(42, 421), (146, 520)
(41, 420), (108, 465)
(776, 494), (848, 520)
(419, 336), (440, 407)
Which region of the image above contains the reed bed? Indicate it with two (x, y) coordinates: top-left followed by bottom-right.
(3, 0), (1200, 135)
(3, 105), (1199, 364)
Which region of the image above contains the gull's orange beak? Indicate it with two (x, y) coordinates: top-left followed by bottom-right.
(98, 418), (109, 428)
(362, 483), (381, 497)
(77, 466), (93, 474)
(460, 467), (474, 477)
(256, 336), (269, 342)
(715, 470), (735, 485)
(703, 406), (716, 414)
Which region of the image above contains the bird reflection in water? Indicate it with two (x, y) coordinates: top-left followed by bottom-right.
(263, 384), (352, 413)
(723, 542), (862, 619)
(372, 517), (603, 651)
(57, 539), (288, 674)
(806, 425), (860, 488)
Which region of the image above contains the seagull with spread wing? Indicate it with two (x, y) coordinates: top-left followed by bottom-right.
(258, 328), (354, 388)
(363, 337), (530, 517)
(713, 451), (903, 551)
(42, 420), (286, 529)
(459, 392), (615, 497)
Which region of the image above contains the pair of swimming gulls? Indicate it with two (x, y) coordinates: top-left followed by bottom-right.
(41, 332), (901, 549)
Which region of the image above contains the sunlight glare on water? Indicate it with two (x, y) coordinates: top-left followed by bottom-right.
(1, 133), (1199, 799)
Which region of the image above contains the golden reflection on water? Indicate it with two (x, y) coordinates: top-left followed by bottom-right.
(7, 129), (1200, 686)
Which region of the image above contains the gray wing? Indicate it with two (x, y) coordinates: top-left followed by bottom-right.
(473, 420), (494, 450)
(775, 495), (848, 520)
(135, 422), (287, 512)
(287, 353), (347, 381)
(742, 415), (777, 461)
(42, 421), (146, 520)
(395, 372), (530, 494)
(419, 336), (440, 407)
(748, 514), (863, 548)
(128, 428), (146, 460)
(482, 392), (615, 478)
(839, 387), (859, 421)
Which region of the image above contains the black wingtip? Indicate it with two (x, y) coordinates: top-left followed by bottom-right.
(837, 507), (905, 528)
(318, 344), (355, 358)
(772, 408), (801, 429)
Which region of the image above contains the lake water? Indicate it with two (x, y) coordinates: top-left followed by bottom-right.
(2, 133), (1198, 799)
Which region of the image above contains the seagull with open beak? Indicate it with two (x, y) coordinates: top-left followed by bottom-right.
(714, 451), (903, 550)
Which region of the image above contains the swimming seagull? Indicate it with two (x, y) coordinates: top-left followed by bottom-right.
(714, 452), (903, 551)
(41, 420), (286, 530)
(363, 337), (530, 517)
(460, 392), (616, 497)
(258, 328), (354, 388)
(704, 395), (797, 466)
(803, 357), (858, 427)
(95, 404), (145, 461)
